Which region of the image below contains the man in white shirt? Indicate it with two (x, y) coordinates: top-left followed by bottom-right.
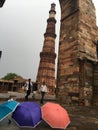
(40, 81), (47, 104)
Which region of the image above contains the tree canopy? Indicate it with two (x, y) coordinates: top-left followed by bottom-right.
(2, 73), (19, 80)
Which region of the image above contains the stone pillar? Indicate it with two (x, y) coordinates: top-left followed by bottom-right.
(57, 0), (98, 105)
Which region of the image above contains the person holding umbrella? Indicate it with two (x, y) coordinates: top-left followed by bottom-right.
(40, 81), (47, 104)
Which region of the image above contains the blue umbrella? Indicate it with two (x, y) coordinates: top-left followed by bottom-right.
(12, 102), (42, 128)
(0, 99), (19, 121)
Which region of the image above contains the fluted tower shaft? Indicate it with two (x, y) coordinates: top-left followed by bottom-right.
(36, 3), (57, 93)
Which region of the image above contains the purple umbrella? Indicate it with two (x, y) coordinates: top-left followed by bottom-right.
(12, 102), (42, 128)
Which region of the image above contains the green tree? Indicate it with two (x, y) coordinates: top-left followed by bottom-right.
(2, 73), (19, 80)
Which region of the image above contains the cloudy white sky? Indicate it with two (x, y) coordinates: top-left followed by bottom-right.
(0, 0), (98, 81)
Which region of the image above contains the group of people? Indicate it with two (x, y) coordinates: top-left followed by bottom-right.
(25, 78), (47, 104)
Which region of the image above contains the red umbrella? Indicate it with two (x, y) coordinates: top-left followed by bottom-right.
(41, 102), (70, 129)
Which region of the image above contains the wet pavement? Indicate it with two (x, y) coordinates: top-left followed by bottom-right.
(0, 91), (56, 102)
(0, 91), (98, 130)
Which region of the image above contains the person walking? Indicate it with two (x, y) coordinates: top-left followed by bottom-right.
(25, 78), (32, 100)
(40, 81), (47, 104)
(32, 81), (38, 99)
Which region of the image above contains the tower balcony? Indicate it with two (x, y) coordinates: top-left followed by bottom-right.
(44, 32), (56, 38)
(40, 52), (56, 59)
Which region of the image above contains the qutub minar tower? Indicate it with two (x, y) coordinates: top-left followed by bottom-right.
(36, 3), (56, 92)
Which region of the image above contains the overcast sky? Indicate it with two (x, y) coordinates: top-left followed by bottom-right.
(0, 0), (98, 81)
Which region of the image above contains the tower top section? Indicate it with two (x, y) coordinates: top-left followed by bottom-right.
(44, 3), (56, 38)
(49, 3), (56, 18)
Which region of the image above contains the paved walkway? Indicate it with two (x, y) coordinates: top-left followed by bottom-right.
(0, 91), (98, 130)
(0, 91), (56, 102)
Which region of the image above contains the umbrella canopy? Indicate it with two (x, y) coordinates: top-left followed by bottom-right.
(41, 102), (70, 129)
(12, 102), (42, 128)
(0, 100), (19, 121)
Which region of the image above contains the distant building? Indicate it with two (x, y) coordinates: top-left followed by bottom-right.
(0, 77), (27, 92)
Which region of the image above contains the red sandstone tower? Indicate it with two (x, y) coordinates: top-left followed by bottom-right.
(36, 3), (56, 92)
